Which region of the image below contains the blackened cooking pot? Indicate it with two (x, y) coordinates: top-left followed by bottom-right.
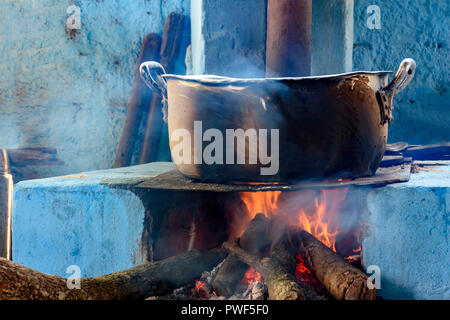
(139, 59), (416, 183)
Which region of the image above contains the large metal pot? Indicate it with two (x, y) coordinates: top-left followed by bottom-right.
(139, 59), (416, 183)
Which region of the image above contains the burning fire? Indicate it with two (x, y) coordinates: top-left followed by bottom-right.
(239, 191), (282, 218)
(237, 187), (359, 292)
(297, 189), (347, 252)
(239, 188), (348, 252)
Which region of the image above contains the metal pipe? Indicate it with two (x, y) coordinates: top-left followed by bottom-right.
(266, 0), (312, 77)
(0, 148), (13, 259)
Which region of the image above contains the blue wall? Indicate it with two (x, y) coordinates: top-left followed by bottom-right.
(0, 0), (189, 178)
(0, 0), (448, 179)
(353, 0), (449, 144)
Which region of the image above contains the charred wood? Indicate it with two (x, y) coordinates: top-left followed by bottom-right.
(212, 213), (271, 297)
(7, 147), (63, 167)
(114, 33), (161, 168)
(223, 232), (306, 300)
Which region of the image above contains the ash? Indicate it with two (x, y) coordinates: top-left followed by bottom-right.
(146, 259), (268, 300)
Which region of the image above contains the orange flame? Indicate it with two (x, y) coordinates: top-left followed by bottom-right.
(297, 189), (347, 252)
(239, 188), (348, 252)
(240, 191), (282, 220)
(236, 188), (360, 291)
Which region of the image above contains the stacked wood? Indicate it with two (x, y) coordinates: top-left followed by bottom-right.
(403, 143), (450, 160)
(223, 233), (306, 300)
(0, 213), (376, 300)
(221, 223), (376, 300)
(212, 213), (271, 297)
(7, 147), (63, 167)
(385, 142), (450, 160)
(114, 33), (161, 168)
(0, 249), (226, 300)
(139, 13), (189, 164)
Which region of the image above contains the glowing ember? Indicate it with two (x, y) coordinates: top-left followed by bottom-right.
(344, 254), (361, 265)
(241, 267), (262, 290)
(295, 254), (322, 290)
(195, 280), (206, 292)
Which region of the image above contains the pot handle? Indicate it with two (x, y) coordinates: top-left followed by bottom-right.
(377, 58), (416, 124)
(139, 61), (168, 122)
(139, 61), (168, 98)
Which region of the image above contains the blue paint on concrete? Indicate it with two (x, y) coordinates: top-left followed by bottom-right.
(353, 0), (449, 144)
(12, 162), (174, 277)
(13, 184), (145, 278)
(1, 0), (447, 179)
(0, 0), (189, 179)
(363, 161), (450, 299)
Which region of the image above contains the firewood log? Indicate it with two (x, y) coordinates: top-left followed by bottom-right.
(139, 13), (188, 164)
(223, 233), (306, 300)
(211, 256), (248, 297)
(212, 213), (271, 297)
(114, 33), (161, 168)
(7, 147), (63, 166)
(296, 229), (376, 300)
(0, 249), (226, 300)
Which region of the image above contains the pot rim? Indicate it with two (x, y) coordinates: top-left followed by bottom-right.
(162, 70), (393, 85)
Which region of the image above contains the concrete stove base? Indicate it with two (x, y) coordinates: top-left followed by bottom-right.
(362, 161), (449, 300)
(12, 162), (174, 277)
(11, 161), (449, 299)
